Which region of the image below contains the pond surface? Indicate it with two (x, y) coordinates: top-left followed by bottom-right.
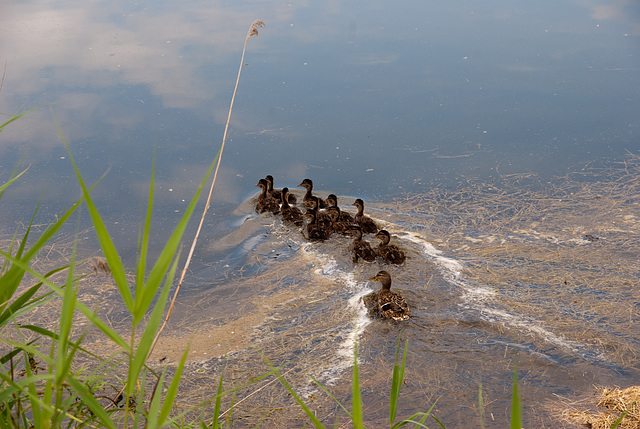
(1, 0), (639, 427)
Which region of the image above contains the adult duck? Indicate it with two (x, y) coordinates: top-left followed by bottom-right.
(352, 198), (378, 234)
(255, 179), (280, 214)
(374, 230), (406, 265)
(346, 225), (376, 262)
(368, 270), (410, 321)
(304, 209), (332, 241)
(265, 175), (297, 205)
(326, 194), (355, 223)
(281, 187), (303, 225)
(298, 179), (327, 208)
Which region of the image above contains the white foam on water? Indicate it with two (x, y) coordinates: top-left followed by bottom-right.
(266, 215), (606, 392)
(477, 307), (595, 359)
(394, 230), (607, 363)
(298, 243), (373, 388)
(239, 234), (266, 253)
(399, 231), (496, 302)
(230, 212), (255, 228)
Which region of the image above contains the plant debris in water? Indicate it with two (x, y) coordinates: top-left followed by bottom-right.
(560, 385), (640, 428)
(5, 154), (640, 426)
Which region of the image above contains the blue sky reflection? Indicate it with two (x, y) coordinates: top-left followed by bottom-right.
(0, 0), (637, 230)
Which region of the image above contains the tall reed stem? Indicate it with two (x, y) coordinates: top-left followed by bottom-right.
(150, 20), (265, 354)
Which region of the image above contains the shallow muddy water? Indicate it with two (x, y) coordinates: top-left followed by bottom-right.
(1, 0), (639, 427)
(144, 158), (640, 427)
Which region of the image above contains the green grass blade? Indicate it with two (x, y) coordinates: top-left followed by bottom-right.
(263, 355), (325, 428)
(166, 368), (278, 426)
(0, 338), (38, 365)
(147, 369), (166, 429)
(19, 325), (101, 359)
(0, 371), (53, 403)
(511, 361), (522, 429)
(0, 166), (28, 199)
(352, 344), (363, 429)
(0, 339), (53, 370)
(391, 418), (430, 429)
(135, 152), (156, 311)
(430, 414), (448, 428)
(0, 153), (27, 203)
(133, 160), (214, 325)
(66, 376), (117, 429)
(158, 344), (189, 426)
(211, 358), (226, 429)
(132, 128), (221, 327)
(0, 250), (130, 351)
(390, 400), (440, 429)
(127, 253), (178, 396)
(307, 373), (353, 420)
(49, 244), (79, 427)
(390, 338), (408, 425)
(610, 397), (637, 429)
(24, 351), (45, 428)
(0, 104), (52, 134)
(0, 196), (83, 318)
(0, 269), (62, 328)
(390, 340), (401, 425)
(56, 242), (77, 378)
(0, 226), (18, 274)
(0, 371), (55, 426)
(0, 200), (39, 314)
(57, 122), (133, 314)
(226, 390), (237, 428)
(59, 333), (86, 387)
(73, 298), (129, 350)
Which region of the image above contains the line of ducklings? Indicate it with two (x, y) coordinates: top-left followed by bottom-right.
(255, 176), (410, 321)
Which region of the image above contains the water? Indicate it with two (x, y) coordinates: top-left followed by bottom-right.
(1, 0), (639, 426)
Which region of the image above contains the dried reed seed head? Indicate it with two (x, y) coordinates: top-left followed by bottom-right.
(248, 20), (265, 37)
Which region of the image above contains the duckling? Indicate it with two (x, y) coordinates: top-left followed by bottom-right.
(304, 209), (332, 241)
(298, 178), (327, 208)
(368, 270), (410, 321)
(306, 196), (332, 229)
(374, 230), (406, 265)
(265, 175), (297, 205)
(326, 206), (352, 234)
(326, 194), (355, 223)
(346, 225), (376, 262)
(255, 179), (280, 214)
(352, 198), (378, 234)
(280, 187), (303, 225)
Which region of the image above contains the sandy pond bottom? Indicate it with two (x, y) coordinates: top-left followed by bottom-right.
(24, 157), (639, 428)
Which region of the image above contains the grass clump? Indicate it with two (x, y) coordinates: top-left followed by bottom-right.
(266, 339), (445, 428)
(0, 19), (266, 427)
(560, 385), (640, 429)
(0, 127), (209, 427)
